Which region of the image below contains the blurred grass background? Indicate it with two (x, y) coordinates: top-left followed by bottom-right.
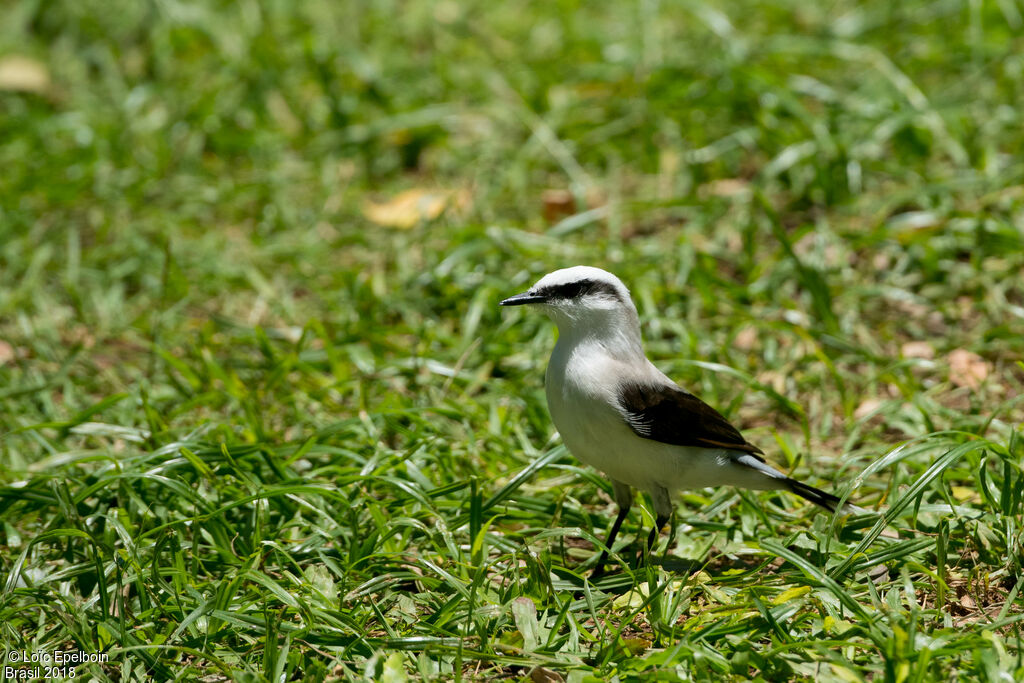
(1, 0), (1023, 681)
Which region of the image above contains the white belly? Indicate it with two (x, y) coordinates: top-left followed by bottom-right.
(545, 342), (666, 490)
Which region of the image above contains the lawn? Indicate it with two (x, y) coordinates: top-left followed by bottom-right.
(2, 0), (1023, 680)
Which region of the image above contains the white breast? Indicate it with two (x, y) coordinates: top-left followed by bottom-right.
(544, 338), (760, 493)
(545, 339), (661, 489)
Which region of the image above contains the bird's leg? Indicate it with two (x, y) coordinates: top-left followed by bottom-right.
(642, 486), (674, 565)
(592, 506), (629, 577)
(645, 512), (671, 551)
(592, 480), (633, 577)
(665, 509), (678, 551)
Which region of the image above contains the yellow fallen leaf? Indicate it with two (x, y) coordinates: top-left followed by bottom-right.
(951, 486), (978, 502)
(621, 637), (652, 655)
(362, 188), (454, 229)
(772, 585), (811, 605)
(830, 663), (862, 682)
(612, 584), (649, 609)
(0, 55), (50, 94)
(824, 615), (855, 635)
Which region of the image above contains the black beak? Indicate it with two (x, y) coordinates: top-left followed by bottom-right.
(500, 292), (548, 306)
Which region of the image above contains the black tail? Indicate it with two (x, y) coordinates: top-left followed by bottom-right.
(731, 453), (858, 514)
(786, 478), (844, 513)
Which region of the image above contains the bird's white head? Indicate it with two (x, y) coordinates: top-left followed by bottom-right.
(500, 266), (642, 349)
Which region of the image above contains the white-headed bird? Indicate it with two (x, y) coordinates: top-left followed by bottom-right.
(501, 266), (852, 574)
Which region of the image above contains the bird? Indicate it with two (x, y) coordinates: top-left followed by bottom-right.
(500, 265), (854, 575)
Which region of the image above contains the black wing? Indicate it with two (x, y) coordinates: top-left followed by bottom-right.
(617, 380), (764, 456)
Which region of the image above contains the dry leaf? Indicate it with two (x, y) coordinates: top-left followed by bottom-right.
(901, 341), (934, 360)
(951, 486), (978, 502)
(734, 326), (758, 351)
(948, 349), (988, 389)
(511, 597), (541, 652)
(756, 370), (786, 394)
(702, 178), (750, 198)
(854, 398), (882, 420)
(362, 189), (457, 229)
(0, 55), (50, 94)
(530, 667), (564, 683)
(621, 637), (652, 655)
(0, 340), (15, 365)
(773, 585), (811, 605)
(541, 189), (575, 223)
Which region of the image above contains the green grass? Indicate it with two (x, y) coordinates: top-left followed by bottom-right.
(2, 0), (1024, 680)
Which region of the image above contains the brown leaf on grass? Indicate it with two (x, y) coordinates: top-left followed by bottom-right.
(541, 189), (575, 223)
(734, 326), (758, 352)
(854, 398), (882, 420)
(0, 340), (15, 365)
(701, 178), (751, 198)
(755, 370), (786, 394)
(948, 349), (989, 389)
(0, 55), (50, 94)
(901, 341), (934, 360)
(362, 188), (466, 229)
(530, 667), (564, 683)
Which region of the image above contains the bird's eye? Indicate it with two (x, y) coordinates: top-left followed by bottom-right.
(544, 280), (595, 300)
(541, 279), (623, 303)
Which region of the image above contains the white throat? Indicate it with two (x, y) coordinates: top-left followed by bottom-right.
(545, 299), (645, 362)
